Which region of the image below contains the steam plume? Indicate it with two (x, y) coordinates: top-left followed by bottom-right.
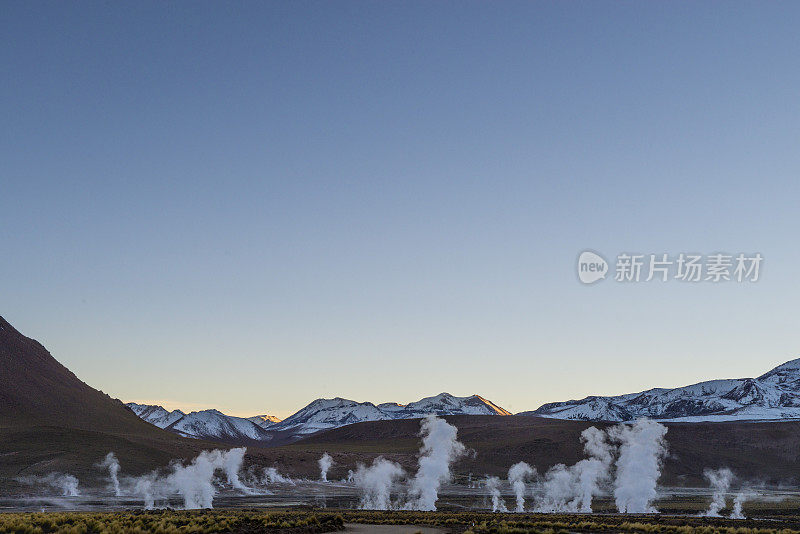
(572, 426), (614, 512)
(131, 472), (158, 509)
(703, 468), (733, 517)
(536, 463), (577, 512)
(508, 462), (535, 512)
(354, 457), (405, 510)
(98, 452), (121, 496)
(730, 492), (754, 519)
(167, 451), (220, 509)
(17, 473), (80, 497)
(405, 415), (466, 511)
(165, 447), (250, 509)
(319, 452), (333, 482)
(264, 467), (293, 484)
(486, 476), (508, 512)
(535, 426), (613, 513)
(608, 419), (668, 513)
(218, 447), (251, 493)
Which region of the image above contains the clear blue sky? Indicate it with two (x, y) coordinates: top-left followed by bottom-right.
(2, 2), (799, 418)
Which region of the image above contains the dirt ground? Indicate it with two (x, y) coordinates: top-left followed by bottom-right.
(343, 524), (446, 534)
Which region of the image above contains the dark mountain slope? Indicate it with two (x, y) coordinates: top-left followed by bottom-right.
(0, 315), (162, 434)
(0, 316), (215, 488)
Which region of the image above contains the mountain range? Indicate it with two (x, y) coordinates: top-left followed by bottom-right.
(126, 404), (276, 444)
(127, 393), (511, 443)
(522, 358), (800, 422)
(127, 358), (800, 442)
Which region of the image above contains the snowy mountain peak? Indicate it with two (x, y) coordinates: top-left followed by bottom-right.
(376, 402), (405, 411)
(523, 358), (800, 423)
(246, 414), (282, 429)
(308, 397), (373, 410)
(167, 409), (273, 442)
(404, 392), (512, 416)
(125, 402), (273, 443)
(126, 402), (185, 428)
(759, 357), (800, 379)
(191, 408), (224, 417)
(469, 395), (513, 416)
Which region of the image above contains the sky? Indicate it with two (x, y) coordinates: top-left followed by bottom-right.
(2, 2), (799, 418)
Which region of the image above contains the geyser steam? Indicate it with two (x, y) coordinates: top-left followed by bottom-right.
(535, 426), (613, 513)
(507, 462), (535, 512)
(19, 448), (252, 509)
(354, 457), (405, 510)
(319, 452), (333, 482)
(608, 419), (668, 513)
(537, 464), (579, 512)
(405, 415), (466, 511)
(131, 472), (157, 509)
(264, 467), (293, 484)
(60, 474), (80, 497)
(98, 452), (121, 496)
(703, 468), (733, 517)
(17, 473), (81, 497)
(218, 447), (251, 493)
(572, 426), (614, 512)
(731, 491), (753, 520)
(486, 476), (508, 512)
(165, 447), (251, 509)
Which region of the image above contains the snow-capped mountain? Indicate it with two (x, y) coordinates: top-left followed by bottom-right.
(126, 403), (275, 443)
(522, 358), (800, 422)
(127, 393), (509, 442)
(382, 393), (511, 418)
(269, 398), (391, 435)
(246, 414), (282, 429)
(168, 409), (274, 442)
(269, 393), (511, 435)
(127, 402), (185, 428)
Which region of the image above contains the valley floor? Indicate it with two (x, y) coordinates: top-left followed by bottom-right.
(5, 487), (800, 518)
